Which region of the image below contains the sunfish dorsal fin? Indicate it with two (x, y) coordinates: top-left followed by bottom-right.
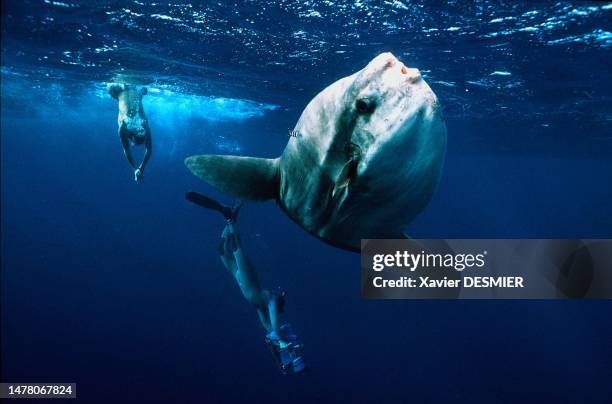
(185, 155), (279, 201)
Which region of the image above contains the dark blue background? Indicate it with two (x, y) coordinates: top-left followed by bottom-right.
(3, 92), (611, 403)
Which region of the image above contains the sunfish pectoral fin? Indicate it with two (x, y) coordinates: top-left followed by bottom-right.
(331, 158), (358, 201)
(185, 155), (279, 201)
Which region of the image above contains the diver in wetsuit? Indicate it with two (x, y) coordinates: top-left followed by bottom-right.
(185, 191), (307, 374)
(109, 84), (152, 183)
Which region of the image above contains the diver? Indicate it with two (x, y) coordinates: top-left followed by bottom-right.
(109, 84), (152, 183)
(185, 191), (307, 374)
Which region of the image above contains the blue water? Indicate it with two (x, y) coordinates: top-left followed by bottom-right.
(2, 1), (612, 403)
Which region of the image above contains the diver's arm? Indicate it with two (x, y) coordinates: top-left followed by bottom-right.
(139, 131), (153, 171)
(120, 131), (137, 169)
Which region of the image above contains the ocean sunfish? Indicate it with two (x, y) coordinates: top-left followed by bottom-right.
(185, 52), (447, 251)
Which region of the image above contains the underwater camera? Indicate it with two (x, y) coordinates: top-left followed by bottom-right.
(265, 324), (308, 375)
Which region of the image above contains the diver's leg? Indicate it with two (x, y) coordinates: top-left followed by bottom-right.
(219, 253), (237, 275)
(267, 294), (281, 335)
(219, 224), (238, 275)
(225, 223), (271, 309)
(226, 223), (283, 334)
(257, 308), (272, 333)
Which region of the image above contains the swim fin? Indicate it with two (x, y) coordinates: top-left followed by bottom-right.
(185, 191), (235, 220)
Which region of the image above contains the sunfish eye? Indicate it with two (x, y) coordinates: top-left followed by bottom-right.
(356, 98), (376, 114)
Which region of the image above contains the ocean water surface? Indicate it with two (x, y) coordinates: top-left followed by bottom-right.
(2, 1), (611, 403)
